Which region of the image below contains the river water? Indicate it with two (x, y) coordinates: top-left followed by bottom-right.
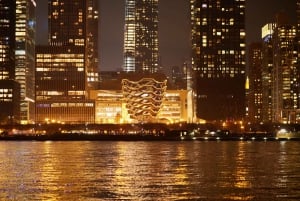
(0, 141), (300, 200)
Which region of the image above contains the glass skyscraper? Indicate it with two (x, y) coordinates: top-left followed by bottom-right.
(190, 0), (246, 121)
(0, 0), (35, 124)
(123, 0), (159, 73)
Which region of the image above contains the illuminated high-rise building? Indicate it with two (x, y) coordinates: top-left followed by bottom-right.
(272, 13), (299, 123)
(248, 43), (263, 123)
(0, 0), (35, 124)
(297, 0), (300, 34)
(261, 23), (275, 123)
(190, 0), (246, 121)
(35, 0), (98, 123)
(48, 0), (99, 89)
(15, 0), (36, 124)
(123, 0), (159, 73)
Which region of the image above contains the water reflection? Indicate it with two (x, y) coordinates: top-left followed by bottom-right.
(0, 141), (300, 200)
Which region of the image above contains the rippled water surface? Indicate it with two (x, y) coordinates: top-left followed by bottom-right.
(0, 141), (300, 200)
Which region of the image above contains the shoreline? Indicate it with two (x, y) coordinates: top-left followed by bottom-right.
(0, 133), (299, 141)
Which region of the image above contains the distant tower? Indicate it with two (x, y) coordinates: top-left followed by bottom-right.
(297, 0), (300, 35)
(123, 0), (159, 73)
(0, 0), (36, 124)
(190, 0), (246, 121)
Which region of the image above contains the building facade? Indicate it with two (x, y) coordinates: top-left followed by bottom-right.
(272, 13), (299, 123)
(123, 0), (159, 73)
(190, 0), (246, 121)
(261, 23), (275, 123)
(90, 89), (189, 124)
(48, 0), (99, 91)
(15, 0), (36, 124)
(35, 0), (98, 123)
(0, 0), (35, 124)
(248, 43), (263, 123)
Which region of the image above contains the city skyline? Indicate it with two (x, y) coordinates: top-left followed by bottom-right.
(36, 0), (296, 72)
(1, 0), (298, 124)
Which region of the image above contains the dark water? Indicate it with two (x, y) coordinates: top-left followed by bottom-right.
(0, 141), (300, 200)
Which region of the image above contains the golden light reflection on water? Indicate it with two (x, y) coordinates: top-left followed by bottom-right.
(173, 145), (189, 186)
(0, 141), (300, 200)
(233, 142), (252, 189)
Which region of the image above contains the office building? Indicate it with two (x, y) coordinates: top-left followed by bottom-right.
(261, 23), (275, 123)
(190, 0), (246, 121)
(35, 46), (95, 123)
(123, 0), (159, 73)
(248, 43), (263, 123)
(48, 0), (99, 90)
(0, 0), (35, 124)
(15, 0), (36, 124)
(272, 13), (299, 123)
(35, 0), (98, 123)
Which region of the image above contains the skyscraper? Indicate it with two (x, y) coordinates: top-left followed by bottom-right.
(190, 0), (246, 121)
(15, 0), (36, 124)
(261, 23), (275, 123)
(0, 0), (35, 124)
(35, 0), (98, 123)
(248, 43), (263, 123)
(272, 13), (299, 123)
(297, 0), (300, 34)
(123, 0), (159, 73)
(48, 0), (99, 89)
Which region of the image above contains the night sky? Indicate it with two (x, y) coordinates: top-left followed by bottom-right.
(36, 0), (296, 72)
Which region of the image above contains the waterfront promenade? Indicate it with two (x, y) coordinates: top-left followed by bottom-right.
(0, 122), (299, 141)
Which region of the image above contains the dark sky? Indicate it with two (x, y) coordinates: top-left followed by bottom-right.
(36, 0), (296, 72)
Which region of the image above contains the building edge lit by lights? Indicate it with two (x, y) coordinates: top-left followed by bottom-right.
(123, 0), (159, 73)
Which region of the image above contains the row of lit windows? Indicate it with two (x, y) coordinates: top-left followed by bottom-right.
(0, 92), (12, 97)
(0, 88), (13, 102)
(36, 67), (84, 72)
(36, 102), (94, 108)
(51, 102), (94, 107)
(36, 58), (84, 63)
(37, 53), (83, 58)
